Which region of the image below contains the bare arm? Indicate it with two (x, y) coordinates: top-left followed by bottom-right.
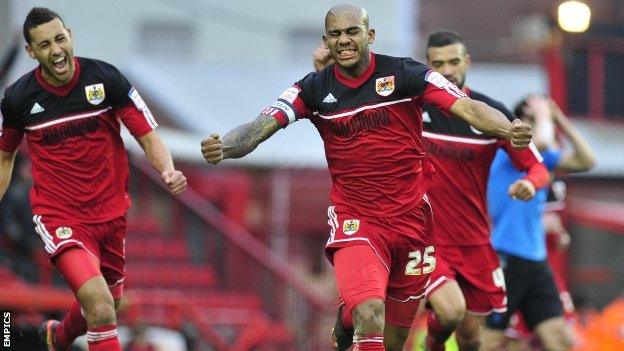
(550, 101), (596, 172)
(223, 114), (282, 159)
(202, 114), (281, 165)
(136, 131), (174, 173)
(450, 97), (532, 148)
(136, 131), (187, 195)
(0, 149), (17, 201)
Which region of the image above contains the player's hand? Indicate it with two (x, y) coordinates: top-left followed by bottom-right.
(201, 133), (224, 165)
(313, 43), (334, 72)
(161, 170), (187, 196)
(525, 95), (551, 119)
(509, 119), (532, 149)
(508, 179), (536, 201)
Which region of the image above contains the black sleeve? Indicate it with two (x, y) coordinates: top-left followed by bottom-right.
(0, 95), (19, 129)
(295, 71), (319, 112)
(102, 63), (134, 109)
(401, 58), (432, 97)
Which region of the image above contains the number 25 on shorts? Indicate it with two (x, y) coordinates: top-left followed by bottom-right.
(405, 246), (436, 275)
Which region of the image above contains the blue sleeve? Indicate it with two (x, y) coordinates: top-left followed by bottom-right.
(541, 149), (563, 171)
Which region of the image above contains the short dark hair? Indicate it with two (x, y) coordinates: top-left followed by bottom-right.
(23, 7), (65, 44)
(514, 98), (530, 118)
(427, 30), (464, 49)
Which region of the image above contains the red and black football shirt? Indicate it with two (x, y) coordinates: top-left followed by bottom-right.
(422, 88), (546, 246)
(0, 57), (157, 222)
(264, 53), (465, 217)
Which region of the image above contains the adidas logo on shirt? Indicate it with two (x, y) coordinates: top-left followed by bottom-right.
(30, 103), (44, 114)
(323, 93), (337, 103)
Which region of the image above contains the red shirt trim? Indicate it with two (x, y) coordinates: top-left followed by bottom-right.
(35, 57), (81, 97)
(334, 52), (376, 89)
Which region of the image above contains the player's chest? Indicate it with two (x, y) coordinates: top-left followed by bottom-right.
(18, 80), (110, 128)
(313, 74), (403, 115)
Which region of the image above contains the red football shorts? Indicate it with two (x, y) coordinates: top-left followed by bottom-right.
(425, 243), (507, 315)
(326, 198), (434, 328)
(32, 214), (126, 299)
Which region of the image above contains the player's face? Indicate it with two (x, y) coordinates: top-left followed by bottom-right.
(427, 43), (470, 89)
(26, 18), (75, 86)
(323, 12), (375, 71)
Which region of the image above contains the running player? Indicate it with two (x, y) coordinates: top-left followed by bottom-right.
(0, 8), (187, 351)
(421, 31), (549, 351)
(482, 95), (595, 351)
(201, 5), (533, 351)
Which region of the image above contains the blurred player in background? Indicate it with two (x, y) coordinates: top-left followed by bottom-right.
(482, 95), (595, 351)
(0, 7), (187, 351)
(203, 4), (534, 351)
(420, 31), (549, 351)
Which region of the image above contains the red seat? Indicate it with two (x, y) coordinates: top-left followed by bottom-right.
(125, 264), (215, 289)
(125, 237), (188, 261)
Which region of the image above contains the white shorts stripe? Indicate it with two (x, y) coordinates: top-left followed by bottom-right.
(33, 215), (55, 254)
(34, 225), (55, 254)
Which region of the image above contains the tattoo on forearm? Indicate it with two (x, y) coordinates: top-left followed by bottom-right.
(222, 114), (280, 159)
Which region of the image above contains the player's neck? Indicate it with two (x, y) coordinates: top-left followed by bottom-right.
(337, 52), (372, 79)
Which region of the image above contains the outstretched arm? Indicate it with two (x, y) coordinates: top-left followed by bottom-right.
(201, 114), (281, 164)
(0, 149), (17, 201)
(450, 97), (532, 149)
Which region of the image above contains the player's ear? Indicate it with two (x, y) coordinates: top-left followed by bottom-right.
(368, 28), (375, 44)
(25, 44), (36, 59)
(465, 53), (472, 67)
(322, 35), (328, 49)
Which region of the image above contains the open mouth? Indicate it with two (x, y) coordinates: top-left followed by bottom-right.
(337, 48), (357, 60)
(51, 56), (68, 74)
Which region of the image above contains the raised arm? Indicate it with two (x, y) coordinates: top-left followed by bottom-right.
(0, 149), (17, 201)
(201, 114), (281, 165)
(550, 99), (596, 173)
(525, 96), (556, 151)
(449, 97), (532, 149)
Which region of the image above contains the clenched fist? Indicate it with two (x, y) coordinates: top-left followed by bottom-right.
(508, 179), (536, 201)
(161, 170), (187, 196)
(509, 119), (532, 149)
(313, 43), (334, 72)
(201, 133), (224, 165)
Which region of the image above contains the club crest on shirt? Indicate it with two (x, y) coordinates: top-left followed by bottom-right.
(342, 219), (360, 235)
(375, 76), (395, 96)
(85, 83), (105, 105)
(55, 227), (73, 239)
